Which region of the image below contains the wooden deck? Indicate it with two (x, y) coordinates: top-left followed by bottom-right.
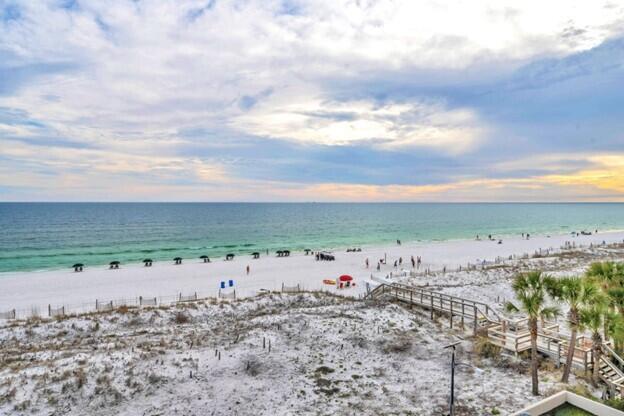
(366, 283), (624, 396)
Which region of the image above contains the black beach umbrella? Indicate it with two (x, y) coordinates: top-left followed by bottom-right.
(174, 257), (183, 265)
(226, 253), (235, 260)
(200, 255), (210, 263)
(252, 252), (260, 259)
(72, 263), (84, 272)
(109, 260), (120, 269)
(143, 258), (153, 267)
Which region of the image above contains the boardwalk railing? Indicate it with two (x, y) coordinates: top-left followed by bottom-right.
(366, 283), (500, 334)
(370, 282), (624, 396)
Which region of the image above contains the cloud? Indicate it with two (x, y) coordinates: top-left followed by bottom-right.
(0, 1), (624, 200)
(234, 93), (486, 153)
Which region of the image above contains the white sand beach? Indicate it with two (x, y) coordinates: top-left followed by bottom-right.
(2, 231), (624, 415)
(1, 230), (623, 318)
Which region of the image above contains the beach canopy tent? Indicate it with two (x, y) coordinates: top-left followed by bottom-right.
(143, 258), (153, 267)
(338, 274), (353, 288)
(173, 257), (183, 265)
(199, 255), (210, 263)
(72, 263), (84, 272)
(252, 252), (260, 259)
(109, 261), (120, 269)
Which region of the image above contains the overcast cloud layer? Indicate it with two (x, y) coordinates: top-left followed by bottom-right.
(1, 0), (624, 201)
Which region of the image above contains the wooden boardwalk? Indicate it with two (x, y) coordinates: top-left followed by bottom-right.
(366, 283), (624, 397)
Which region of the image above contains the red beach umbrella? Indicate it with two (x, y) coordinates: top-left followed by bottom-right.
(339, 275), (353, 282)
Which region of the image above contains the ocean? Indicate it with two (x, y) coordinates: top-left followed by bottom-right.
(1, 202), (623, 273)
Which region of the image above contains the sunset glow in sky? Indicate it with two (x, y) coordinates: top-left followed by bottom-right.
(1, 0), (624, 201)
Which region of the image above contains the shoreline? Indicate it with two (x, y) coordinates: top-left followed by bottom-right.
(1, 229), (623, 317)
(2, 225), (622, 275)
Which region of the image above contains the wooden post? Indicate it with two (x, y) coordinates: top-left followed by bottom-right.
(450, 300), (453, 328)
(461, 302), (465, 330)
(473, 307), (477, 335)
(430, 295), (434, 320)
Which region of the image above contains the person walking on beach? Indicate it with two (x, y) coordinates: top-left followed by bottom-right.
(393, 260), (398, 268)
(417, 256), (422, 269)
(365, 258), (369, 268)
(399, 257), (402, 266)
(411, 256), (415, 268)
(246, 265), (250, 275)
(376, 262), (381, 271)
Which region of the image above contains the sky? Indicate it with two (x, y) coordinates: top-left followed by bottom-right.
(1, 0), (624, 202)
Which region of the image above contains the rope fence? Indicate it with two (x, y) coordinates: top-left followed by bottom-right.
(281, 283), (301, 293)
(0, 286), (271, 321)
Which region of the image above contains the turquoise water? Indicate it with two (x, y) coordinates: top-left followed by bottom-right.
(0, 203), (623, 273)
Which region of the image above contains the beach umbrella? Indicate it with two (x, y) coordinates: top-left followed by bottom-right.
(173, 257), (182, 265)
(252, 252), (260, 259)
(143, 259), (152, 263)
(199, 255), (210, 263)
(338, 275), (353, 282)
(109, 260), (120, 269)
(72, 263), (84, 272)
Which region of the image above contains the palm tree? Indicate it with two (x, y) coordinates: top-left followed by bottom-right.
(548, 277), (600, 383)
(606, 311), (624, 357)
(586, 262), (624, 342)
(580, 304), (609, 386)
(586, 262), (624, 291)
(506, 271), (560, 396)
